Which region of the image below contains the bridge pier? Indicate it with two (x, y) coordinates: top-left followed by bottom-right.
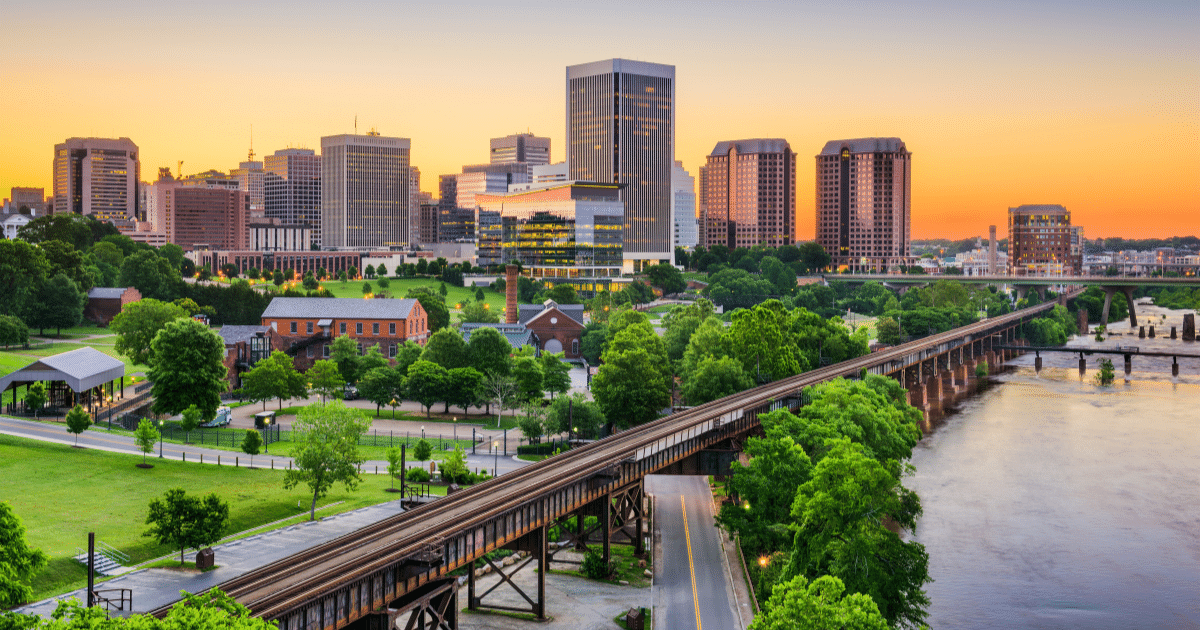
(1125, 353), (1132, 376)
(1100, 286), (1138, 328)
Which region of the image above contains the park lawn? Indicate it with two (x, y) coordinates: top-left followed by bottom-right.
(321, 277), (506, 323)
(0, 433), (414, 602)
(30, 323), (108, 338)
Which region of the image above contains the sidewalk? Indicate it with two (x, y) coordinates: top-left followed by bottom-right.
(13, 499), (410, 618)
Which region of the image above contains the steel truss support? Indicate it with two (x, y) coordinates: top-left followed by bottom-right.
(467, 525), (546, 620)
(348, 578), (457, 630)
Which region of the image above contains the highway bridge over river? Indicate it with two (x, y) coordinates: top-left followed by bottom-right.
(148, 296), (1077, 630)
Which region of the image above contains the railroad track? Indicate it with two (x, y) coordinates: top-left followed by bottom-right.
(154, 298), (1063, 619)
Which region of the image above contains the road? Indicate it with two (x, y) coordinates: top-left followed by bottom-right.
(646, 475), (741, 630)
(0, 415), (531, 475)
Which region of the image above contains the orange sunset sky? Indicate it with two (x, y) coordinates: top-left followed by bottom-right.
(1, 0), (1196, 241)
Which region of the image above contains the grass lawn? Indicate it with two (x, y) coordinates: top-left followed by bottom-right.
(30, 324), (109, 338)
(0, 433), (423, 603)
(320, 278), (507, 323)
(548, 545), (652, 588)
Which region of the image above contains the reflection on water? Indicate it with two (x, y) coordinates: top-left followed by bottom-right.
(910, 367), (1200, 630)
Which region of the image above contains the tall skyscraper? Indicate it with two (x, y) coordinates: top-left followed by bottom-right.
(566, 58), (674, 271)
(409, 166), (422, 247)
(320, 133), (411, 249)
(672, 161), (698, 249)
(699, 140), (795, 250)
(490, 133), (551, 166)
(815, 138), (912, 273)
(265, 148), (322, 247)
(1008, 204), (1083, 276)
(53, 137), (140, 221)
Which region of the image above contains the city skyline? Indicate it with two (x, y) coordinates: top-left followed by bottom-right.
(2, 0), (1196, 240)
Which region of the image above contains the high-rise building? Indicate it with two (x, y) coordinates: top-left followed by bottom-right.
(419, 201), (440, 245)
(490, 133), (551, 166)
(53, 137), (140, 221)
(815, 138), (912, 272)
(167, 187), (250, 251)
(1008, 204), (1083, 276)
(699, 140), (794, 250)
(672, 161), (698, 249)
(437, 174), (473, 242)
(409, 166), (422, 247)
(264, 148), (322, 248)
(231, 152), (265, 217)
(566, 58), (674, 270)
(8, 187), (46, 215)
(320, 133), (411, 249)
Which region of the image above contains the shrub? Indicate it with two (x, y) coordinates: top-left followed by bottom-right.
(974, 362), (988, 378)
(413, 438), (433, 461)
(406, 467), (431, 483)
(581, 549), (613, 580)
(517, 441), (567, 456)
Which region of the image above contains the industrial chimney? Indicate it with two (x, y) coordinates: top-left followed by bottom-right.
(988, 225), (998, 275)
(505, 265), (519, 324)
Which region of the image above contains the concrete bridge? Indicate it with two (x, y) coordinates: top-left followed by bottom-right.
(827, 274), (1200, 328)
(148, 297), (1075, 630)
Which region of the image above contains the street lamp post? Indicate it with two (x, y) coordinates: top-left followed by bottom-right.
(453, 417), (457, 445)
(158, 419), (164, 458)
(493, 440), (499, 476)
(264, 416), (271, 454)
(421, 425), (425, 441)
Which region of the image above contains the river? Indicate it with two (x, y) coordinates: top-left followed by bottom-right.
(909, 309), (1200, 629)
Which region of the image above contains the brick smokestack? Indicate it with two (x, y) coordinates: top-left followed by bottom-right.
(506, 265), (519, 324)
(988, 225), (998, 275)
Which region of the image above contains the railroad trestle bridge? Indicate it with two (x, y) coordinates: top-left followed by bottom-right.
(152, 297), (1071, 630)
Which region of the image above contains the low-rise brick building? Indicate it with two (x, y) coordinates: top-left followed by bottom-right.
(519, 300), (585, 358)
(261, 297), (430, 371)
(83, 287), (142, 325)
(217, 325), (286, 390)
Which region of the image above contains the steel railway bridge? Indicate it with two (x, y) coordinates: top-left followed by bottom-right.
(148, 297), (1075, 630)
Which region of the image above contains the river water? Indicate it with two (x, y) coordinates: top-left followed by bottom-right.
(909, 325), (1200, 628)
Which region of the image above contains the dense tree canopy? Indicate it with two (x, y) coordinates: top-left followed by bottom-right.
(111, 299), (190, 365)
(147, 319), (227, 420)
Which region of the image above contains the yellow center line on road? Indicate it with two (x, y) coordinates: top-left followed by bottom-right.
(681, 495), (702, 630)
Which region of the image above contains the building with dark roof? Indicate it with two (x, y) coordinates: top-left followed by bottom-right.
(519, 300), (585, 358)
(217, 325), (285, 390)
(700, 139), (795, 249)
(1008, 204), (1083, 276)
(460, 323), (539, 351)
(260, 297), (429, 370)
(83, 287), (141, 325)
(816, 137), (913, 273)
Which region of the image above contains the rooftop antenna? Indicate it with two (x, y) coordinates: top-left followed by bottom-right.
(248, 124), (255, 161)
(177, 160), (184, 179)
(355, 115), (358, 134)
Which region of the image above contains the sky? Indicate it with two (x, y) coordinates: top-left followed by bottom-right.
(2, 0), (1197, 240)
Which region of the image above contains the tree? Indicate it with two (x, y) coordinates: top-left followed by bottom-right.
(511, 354), (544, 402)
(302, 271), (318, 291)
(241, 430), (262, 468)
(284, 401), (372, 520)
(749, 575), (888, 630)
(376, 263), (388, 277)
(645, 263), (687, 295)
(484, 372), (519, 427)
(362, 281), (373, 295)
(273, 270), (284, 287)
(329, 334), (362, 383)
(781, 377), (922, 465)
(876, 317), (901, 345)
(539, 352), (572, 399)
(796, 241), (832, 272)
(592, 347), (671, 430)
(406, 360), (449, 418)
(543, 283), (580, 304)
(421, 328), (469, 369)
(413, 438), (433, 462)
(110, 299), (190, 365)
(545, 392), (606, 439)
(28, 273), (84, 335)
(517, 402), (546, 443)
(179, 404), (202, 444)
(358, 366), (405, 417)
(705, 268), (777, 309)
(120, 249), (181, 301)
(580, 325), (609, 366)
(717, 427), (813, 555)
(144, 488), (231, 564)
(442, 446), (470, 483)
(406, 287), (450, 332)
(393, 340), (425, 375)
(358, 343), (389, 375)
(787, 440), (930, 629)
(0, 239), (50, 322)
(62, 405), (92, 445)
(23, 382), (46, 419)
(0, 501), (49, 608)
(134, 418), (160, 466)
(364, 264), (376, 279)
(760, 256), (798, 296)
(386, 447), (403, 491)
(681, 355), (754, 405)
(467, 326), (512, 376)
(148, 318), (227, 420)
(40, 240), (91, 291)
(0, 314), (30, 349)
(445, 367), (485, 414)
(306, 360), (346, 404)
(460, 299), (500, 323)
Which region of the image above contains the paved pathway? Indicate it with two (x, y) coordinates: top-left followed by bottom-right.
(13, 499), (409, 618)
(646, 475), (742, 630)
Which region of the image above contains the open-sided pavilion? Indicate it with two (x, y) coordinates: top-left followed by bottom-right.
(1, 347), (127, 416)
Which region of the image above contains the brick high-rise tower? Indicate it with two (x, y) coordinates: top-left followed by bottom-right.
(815, 138), (912, 272)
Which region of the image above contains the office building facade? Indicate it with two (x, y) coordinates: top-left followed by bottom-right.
(231, 156), (265, 217)
(53, 137), (140, 221)
(1008, 204), (1083, 276)
(815, 137), (912, 272)
(264, 148), (322, 248)
(490, 133), (551, 166)
(321, 133), (411, 249)
(699, 140), (794, 250)
(168, 187), (250, 251)
(673, 161), (698, 249)
(567, 59), (674, 270)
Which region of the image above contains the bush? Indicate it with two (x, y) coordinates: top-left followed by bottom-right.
(406, 467), (431, 483)
(974, 362), (988, 378)
(517, 441), (567, 456)
(581, 549), (614, 580)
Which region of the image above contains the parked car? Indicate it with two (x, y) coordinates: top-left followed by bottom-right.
(200, 406), (232, 428)
(343, 385), (358, 400)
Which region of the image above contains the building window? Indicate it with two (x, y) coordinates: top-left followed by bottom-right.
(357, 343), (364, 355)
(306, 346), (314, 358)
(356, 323), (363, 335)
(389, 323), (396, 335)
(389, 344), (397, 358)
(290, 321), (297, 334)
(323, 344), (330, 358)
(340, 322), (346, 335)
(372, 323), (379, 335)
(572, 339), (579, 355)
(306, 322), (313, 334)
